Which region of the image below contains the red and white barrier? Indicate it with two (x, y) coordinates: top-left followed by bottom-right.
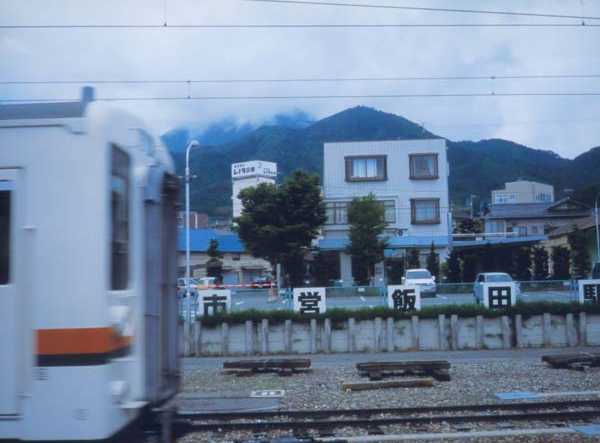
(202, 283), (274, 289)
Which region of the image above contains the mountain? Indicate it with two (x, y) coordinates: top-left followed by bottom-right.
(161, 110), (313, 153)
(164, 106), (600, 216)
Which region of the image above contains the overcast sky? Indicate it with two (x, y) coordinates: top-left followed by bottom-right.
(2, 0), (600, 158)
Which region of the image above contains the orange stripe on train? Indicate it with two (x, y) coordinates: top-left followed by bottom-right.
(36, 327), (132, 355)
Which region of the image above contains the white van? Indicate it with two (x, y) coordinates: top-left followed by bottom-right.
(402, 269), (437, 297)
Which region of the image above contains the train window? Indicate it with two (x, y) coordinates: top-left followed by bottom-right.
(0, 187), (10, 285)
(110, 146), (130, 290)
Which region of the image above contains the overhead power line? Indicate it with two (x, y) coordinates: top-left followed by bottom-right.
(1, 22), (599, 29)
(218, 0), (600, 22)
(3, 92), (600, 103)
(2, 74), (600, 85)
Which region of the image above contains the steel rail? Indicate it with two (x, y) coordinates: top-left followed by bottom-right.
(177, 407), (600, 432)
(177, 398), (600, 419)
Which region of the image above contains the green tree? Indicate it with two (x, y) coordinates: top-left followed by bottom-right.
(552, 246), (571, 280)
(445, 249), (461, 283)
(533, 246), (549, 280)
(513, 247), (532, 281)
(406, 248), (421, 269)
(346, 193), (389, 286)
(568, 225), (592, 279)
(313, 250), (332, 287)
(426, 242), (440, 280)
(387, 257), (405, 285)
(205, 238), (223, 283)
(461, 252), (478, 283)
(456, 218), (481, 234)
(234, 170), (326, 286)
(481, 243), (495, 271)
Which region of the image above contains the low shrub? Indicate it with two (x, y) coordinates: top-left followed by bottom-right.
(195, 301), (600, 327)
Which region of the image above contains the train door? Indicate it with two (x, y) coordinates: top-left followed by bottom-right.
(144, 168), (179, 402)
(0, 170), (18, 415)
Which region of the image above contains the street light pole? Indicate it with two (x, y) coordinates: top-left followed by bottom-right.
(185, 140), (199, 324)
(595, 191), (600, 265)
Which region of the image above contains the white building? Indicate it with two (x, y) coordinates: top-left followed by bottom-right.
(319, 139), (450, 284)
(492, 180), (554, 204)
(231, 160), (277, 218)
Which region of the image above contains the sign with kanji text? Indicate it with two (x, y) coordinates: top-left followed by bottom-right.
(198, 289), (231, 316)
(293, 287), (326, 314)
(482, 283), (516, 309)
(387, 285), (421, 312)
(578, 280), (600, 305)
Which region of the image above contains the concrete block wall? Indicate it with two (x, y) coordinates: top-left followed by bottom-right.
(180, 313), (599, 357)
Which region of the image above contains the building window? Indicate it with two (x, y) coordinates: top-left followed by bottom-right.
(531, 226), (538, 234)
(110, 145), (130, 290)
(410, 199), (440, 224)
(409, 153), (438, 179)
(509, 193), (516, 201)
(232, 253), (240, 261)
(488, 220), (506, 233)
(381, 200), (396, 223)
(536, 193), (552, 202)
(0, 186), (10, 285)
(325, 201), (349, 225)
(326, 200), (395, 224)
(495, 194), (507, 204)
(345, 156), (387, 182)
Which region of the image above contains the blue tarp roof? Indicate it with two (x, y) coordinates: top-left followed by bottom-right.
(178, 228), (245, 252)
(451, 235), (548, 249)
(318, 236), (450, 251)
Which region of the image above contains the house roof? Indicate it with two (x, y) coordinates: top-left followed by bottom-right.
(0, 101), (89, 120)
(178, 228), (245, 253)
(484, 197), (591, 220)
(547, 214), (598, 238)
(318, 235), (450, 251)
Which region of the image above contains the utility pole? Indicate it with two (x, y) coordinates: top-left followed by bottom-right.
(185, 140), (199, 324)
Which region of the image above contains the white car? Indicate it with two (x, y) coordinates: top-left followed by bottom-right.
(177, 277), (200, 297)
(402, 268), (437, 297)
(473, 272), (521, 305)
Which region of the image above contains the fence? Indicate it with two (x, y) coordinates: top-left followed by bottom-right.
(180, 312), (600, 356)
(179, 279), (579, 316)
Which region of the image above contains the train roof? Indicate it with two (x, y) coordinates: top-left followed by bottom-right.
(0, 87), (175, 173)
(0, 101), (89, 120)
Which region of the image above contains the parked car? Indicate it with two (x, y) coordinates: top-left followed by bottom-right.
(402, 268), (437, 297)
(251, 276), (275, 288)
(196, 276), (217, 289)
(177, 277), (200, 296)
(473, 272), (521, 305)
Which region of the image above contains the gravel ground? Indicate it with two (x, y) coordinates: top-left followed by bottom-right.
(179, 360), (600, 442)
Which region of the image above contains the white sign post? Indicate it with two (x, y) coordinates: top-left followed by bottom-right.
(387, 285), (421, 311)
(578, 280), (600, 304)
(198, 289), (232, 316)
(293, 287), (326, 314)
(482, 283), (516, 309)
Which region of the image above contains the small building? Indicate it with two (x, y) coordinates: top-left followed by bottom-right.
(232, 160), (277, 218)
(177, 210), (208, 229)
(483, 197), (591, 238)
(177, 228), (271, 284)
(543, 214), (599, 265)
(319, 138), (450, 284)
(492, 180), (554, 204)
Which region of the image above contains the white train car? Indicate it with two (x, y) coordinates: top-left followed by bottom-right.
(0, 88), (180, 441)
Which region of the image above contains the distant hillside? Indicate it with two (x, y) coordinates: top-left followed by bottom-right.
(163, 106), (600, 216)
(162, 110), (313, 153)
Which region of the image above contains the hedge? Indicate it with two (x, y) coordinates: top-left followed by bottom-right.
(194, 301), (600, 328)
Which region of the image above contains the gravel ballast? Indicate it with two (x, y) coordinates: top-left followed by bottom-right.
(179, 359), (600, 442)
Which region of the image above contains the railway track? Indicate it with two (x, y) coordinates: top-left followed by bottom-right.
(175, 398), (600, 436)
